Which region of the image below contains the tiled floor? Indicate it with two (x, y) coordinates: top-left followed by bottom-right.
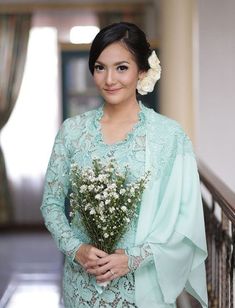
(0, 231), (197, 308)
(0, 231), (64, 308)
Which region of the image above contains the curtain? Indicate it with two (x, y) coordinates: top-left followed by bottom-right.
(0, 14), (31, 224)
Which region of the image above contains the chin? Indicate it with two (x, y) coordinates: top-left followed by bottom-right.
(105, 100), (123, 105)
(103, 95), (124, 105)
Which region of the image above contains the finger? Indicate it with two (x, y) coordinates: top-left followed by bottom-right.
(85, 257), (107, 269)
(85, 256), (112, 275)
(96, 255), (112, 266)
(86, 266), (107, 276)
(115, 249), (125, 254)
(87, 263), (111, 276)
(96, 270), (114, 283)
(93, 247), (108, 258)
(86, 267), (99, 275)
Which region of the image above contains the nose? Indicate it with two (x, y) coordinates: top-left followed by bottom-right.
(105, 69), (116, 86)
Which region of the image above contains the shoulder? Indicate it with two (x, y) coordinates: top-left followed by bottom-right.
(53, 108), (98, 151)
(142, 103), (184, 136)
(142, 104), (193, 154)
(58, 108), (98, 136)
(63, 108), (97, 128)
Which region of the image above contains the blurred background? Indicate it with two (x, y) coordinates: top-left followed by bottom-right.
(0, 0), (234, 307)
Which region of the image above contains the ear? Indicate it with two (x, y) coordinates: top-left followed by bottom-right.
(138, 70), (147, 80)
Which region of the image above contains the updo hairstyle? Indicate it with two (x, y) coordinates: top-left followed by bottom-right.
(88, 22), (152, 75)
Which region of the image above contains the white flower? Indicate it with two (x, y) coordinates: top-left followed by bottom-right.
(108, 183), (117, 190)
(103, 191), (108, 198)
(90, 208), (96, 215)
(130, 187), (135, 193)
(99, 201), (104, 208)
(89, 176), (96, 183)
(148, 67), (161, 82)
(95, 194), (101, 200)
(98, 209), (104, 215)
(88, 184), (95, 191)
(113, 192), (119, 199)
(148, 50), (160, 69)
(120, 188), (126, 195)
(85, 203), (91, 211)
(80, 185), (87, 193)
(137, 77), (154, 95)
(69, 157), (150, 254)
(137, 50), (161, 95)
(98, 174), (107, 182)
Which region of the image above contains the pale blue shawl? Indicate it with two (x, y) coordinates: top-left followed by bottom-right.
(134, 107), (208, 307)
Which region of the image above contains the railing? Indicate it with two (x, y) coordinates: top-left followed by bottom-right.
(198, 160), (235, 308)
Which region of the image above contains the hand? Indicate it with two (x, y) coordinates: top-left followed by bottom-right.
(115, 249), (125, 254)
(75, 244), (108, 269)
(85, 251), (129, 283)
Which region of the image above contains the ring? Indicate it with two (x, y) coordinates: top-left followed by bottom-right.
(109, 269), (115, 275)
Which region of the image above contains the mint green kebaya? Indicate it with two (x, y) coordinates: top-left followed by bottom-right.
(41, 102), (208, 307)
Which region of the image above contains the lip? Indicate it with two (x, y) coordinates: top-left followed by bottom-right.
(104, 88), (122, 94)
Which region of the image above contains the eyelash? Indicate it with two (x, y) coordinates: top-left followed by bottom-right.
(117, 65), (128, 72)
(94, 64), (104, 71)
(94, 65), (129, 72)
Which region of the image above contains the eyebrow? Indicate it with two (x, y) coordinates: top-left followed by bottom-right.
(95, 60), (129, 66)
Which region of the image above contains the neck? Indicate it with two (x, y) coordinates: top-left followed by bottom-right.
(103, 100), (140, 122)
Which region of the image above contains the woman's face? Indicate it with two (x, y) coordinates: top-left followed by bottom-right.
(93, 42), (143, 106)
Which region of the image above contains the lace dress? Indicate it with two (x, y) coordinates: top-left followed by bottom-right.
(41, 103), (154, 308)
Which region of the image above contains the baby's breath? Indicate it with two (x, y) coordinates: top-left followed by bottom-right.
(69, 158), (150, 253)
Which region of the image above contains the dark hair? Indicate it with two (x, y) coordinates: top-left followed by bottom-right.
(88, 22), (152, 75)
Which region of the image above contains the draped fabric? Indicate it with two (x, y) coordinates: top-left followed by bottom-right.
(135, 108), (208, 307)
(0, 14), (31, 223)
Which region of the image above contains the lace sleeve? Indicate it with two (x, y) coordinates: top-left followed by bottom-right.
(125, 244), (153, 272)
(40, 121), (82, 263)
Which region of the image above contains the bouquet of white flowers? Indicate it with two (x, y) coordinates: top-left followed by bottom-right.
(69, 158), (149, 254)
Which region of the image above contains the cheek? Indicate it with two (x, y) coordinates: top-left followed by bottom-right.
(93, 74), (103, 87)
(122, 72), (139, 86)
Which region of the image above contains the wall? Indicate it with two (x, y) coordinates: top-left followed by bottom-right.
(1, 4), (159, 224)
(0, 0), (150, 3)
(159, 0), (195, 141)
(197, 0), (235, 191)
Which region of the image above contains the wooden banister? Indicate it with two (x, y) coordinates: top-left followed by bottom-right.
(198, 160), (235, 223)
(197, 159), (235, 308)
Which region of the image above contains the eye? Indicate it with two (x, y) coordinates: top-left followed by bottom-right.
(94, 64), (104, 72)
(117, 65), (128, 72)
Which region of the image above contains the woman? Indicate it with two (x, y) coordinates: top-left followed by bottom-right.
(41, 22), (208, 307)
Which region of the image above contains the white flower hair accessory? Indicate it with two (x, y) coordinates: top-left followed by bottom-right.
(136, 50), (161, 95)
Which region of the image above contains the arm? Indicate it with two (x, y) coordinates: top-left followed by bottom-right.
(40, 121), (82, 263)
(125, 244), (153, 272)
(41, 121), (108, 265)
